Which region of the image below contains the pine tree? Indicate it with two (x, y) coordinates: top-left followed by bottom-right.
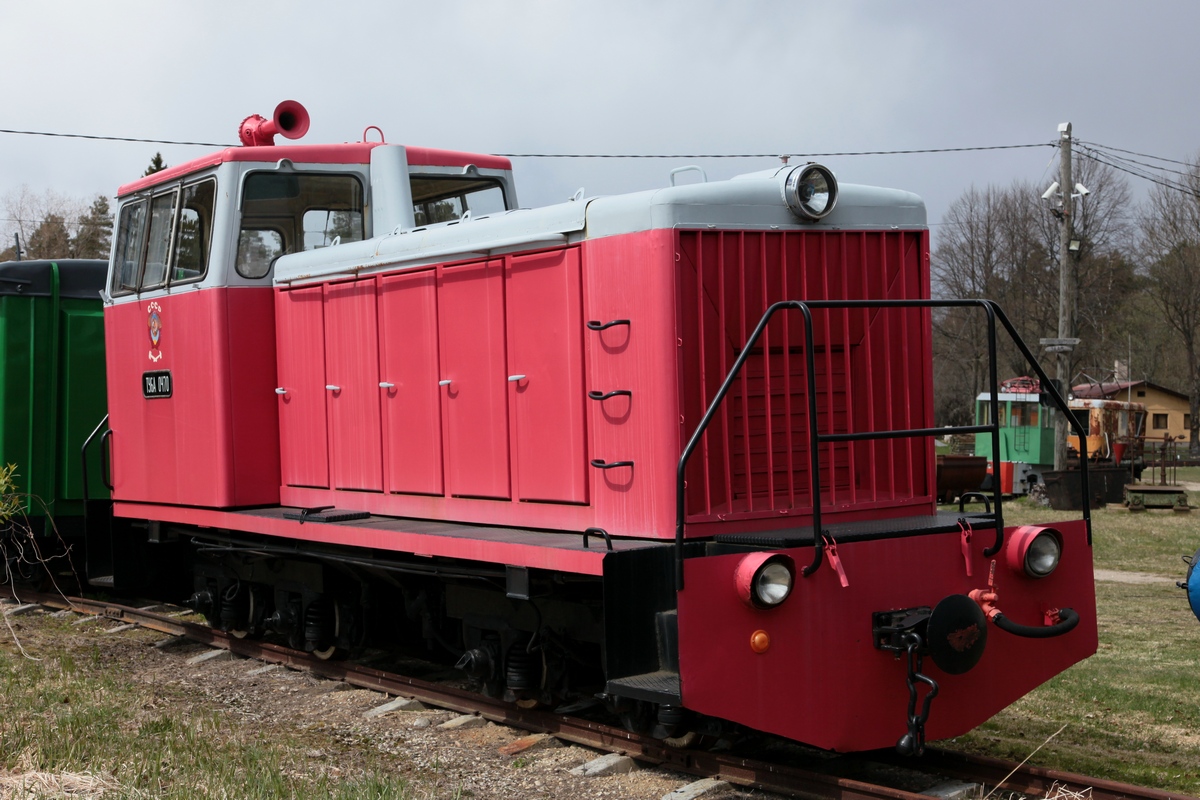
(144, 153), (168, 176)
(72, 195), (113, 259)
(25, 214), (72, 259)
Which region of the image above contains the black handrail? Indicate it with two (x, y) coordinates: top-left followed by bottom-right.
(674, 299), (1092, 591)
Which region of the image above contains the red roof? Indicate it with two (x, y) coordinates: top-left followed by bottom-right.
(118, 143), (513, 197)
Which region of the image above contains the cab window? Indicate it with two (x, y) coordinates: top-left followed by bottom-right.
(236, 172), (365, 279)
(110, 177), (216, 295)
(140, 192), (178, 290)
(113, 201), (148, 293)
(173, 180), (217, 283)
(410, 176), (506, 226)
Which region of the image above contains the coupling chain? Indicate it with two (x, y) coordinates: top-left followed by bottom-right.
(902, 632), (939, 756)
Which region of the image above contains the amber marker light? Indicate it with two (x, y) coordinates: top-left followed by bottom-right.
(750, 630), (771, 654)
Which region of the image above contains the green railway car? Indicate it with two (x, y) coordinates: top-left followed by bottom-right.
(0, 259), (108, 540)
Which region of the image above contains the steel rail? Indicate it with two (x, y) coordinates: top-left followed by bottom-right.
(912, 748), (1197, 800)
(17, 591), (1196, 800)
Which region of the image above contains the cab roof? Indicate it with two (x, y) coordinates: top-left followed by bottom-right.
(118, 143), (513, 197)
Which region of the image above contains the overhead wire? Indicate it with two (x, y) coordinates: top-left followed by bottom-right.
(1075, 140), (1196, 169)
(1074, 143), (1200, 199)
(492, 143), (1054, 159)
(3, 123), (1199, 209)
(0, 125), (1054, 159)
(0, 127), (231, 148)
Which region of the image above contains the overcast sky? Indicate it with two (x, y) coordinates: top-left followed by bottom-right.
(3, 1), (1198, 237)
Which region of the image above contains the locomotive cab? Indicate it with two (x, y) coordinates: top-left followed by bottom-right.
(102, 102), (517, 510)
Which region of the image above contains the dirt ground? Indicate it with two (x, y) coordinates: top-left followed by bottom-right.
(0, 606), (764, 800)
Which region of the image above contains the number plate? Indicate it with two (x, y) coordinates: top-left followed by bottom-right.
(142, 370), (173, 399)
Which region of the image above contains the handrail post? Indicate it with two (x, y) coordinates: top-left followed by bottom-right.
(983, 304), (1005, 556)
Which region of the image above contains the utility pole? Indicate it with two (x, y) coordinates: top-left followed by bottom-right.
(1053, 122), (1076, 472)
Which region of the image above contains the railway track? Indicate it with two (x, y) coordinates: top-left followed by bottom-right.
(7, 590), (1196, 800)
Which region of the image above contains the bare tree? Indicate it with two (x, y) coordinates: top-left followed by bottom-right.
(0, 186), (86, 260)
(1139, 159), (1200, 456)
(932, 160), (1136, 426)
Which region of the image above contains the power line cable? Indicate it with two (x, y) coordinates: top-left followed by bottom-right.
(0, 125), (1054, 158)
(0, 128), (231, 148)
(1075, 140), (1196, 169)
(1075, 148), (1200, 199)
(1076, 143), (1197, 181)
(494, 143), (1054, 158)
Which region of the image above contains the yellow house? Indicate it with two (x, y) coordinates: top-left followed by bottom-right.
(1072, 380), (1191, 442)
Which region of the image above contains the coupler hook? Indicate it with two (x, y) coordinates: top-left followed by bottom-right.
(897, 632), (939, 756)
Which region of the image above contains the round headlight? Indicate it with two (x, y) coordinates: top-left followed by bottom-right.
(755, 561), (794, 606)
(735, 553), (796, 609)
(1006, 525), (1063, 579)
(784, 164), (838, 221)
(1025, 531), (1062, 578)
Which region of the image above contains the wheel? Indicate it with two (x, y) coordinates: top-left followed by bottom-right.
(311, 644), (339, 661)
(663, 730), (700, 749)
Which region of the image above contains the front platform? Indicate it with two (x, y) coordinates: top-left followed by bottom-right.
(713, 510), (998, 548)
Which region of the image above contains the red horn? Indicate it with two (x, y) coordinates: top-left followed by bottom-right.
(238, 100), (311, 147)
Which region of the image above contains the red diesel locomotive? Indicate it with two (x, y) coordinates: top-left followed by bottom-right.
(89, 102), (1097, 754)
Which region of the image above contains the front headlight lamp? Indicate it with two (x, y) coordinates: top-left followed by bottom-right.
(1006, 525), (1063, 579)
(735, 553), (796, 609)
(783, 164), (838, 221)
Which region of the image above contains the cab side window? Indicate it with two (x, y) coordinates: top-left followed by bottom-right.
(113, 201), (148, 293)
(174, 181), (217, 283)
(410, 177), (506, 226)
(140, 192), (178, 290)
(236, 172), (365, 279)
(110, 178), (216, 295)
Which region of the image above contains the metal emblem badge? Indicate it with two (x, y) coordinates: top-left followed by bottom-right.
(147, 301), (164, 362)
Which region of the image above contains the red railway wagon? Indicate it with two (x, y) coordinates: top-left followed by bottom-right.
(92, 103), (1097, 754)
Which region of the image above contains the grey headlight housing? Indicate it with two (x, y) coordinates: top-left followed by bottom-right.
(784, 164), (838, 221)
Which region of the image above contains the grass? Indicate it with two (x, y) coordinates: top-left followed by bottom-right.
(940, 495), (1200, 795)
(0, 618), (417, 799)
(945, 582), (1200, 793)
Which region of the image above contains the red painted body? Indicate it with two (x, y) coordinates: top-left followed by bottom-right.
(677, 519), (1097, 751)
(263, 227), (932, 543)
(105, 288), (279, 507)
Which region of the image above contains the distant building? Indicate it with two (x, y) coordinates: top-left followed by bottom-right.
(1072, 380), (1190, 441)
